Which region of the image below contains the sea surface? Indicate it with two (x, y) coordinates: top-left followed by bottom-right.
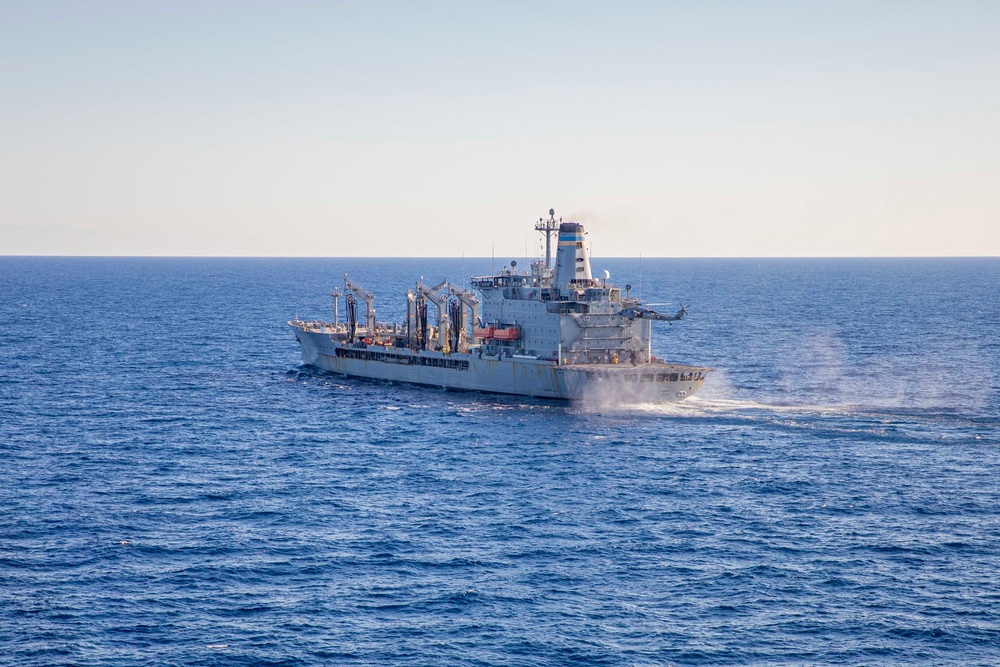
(1, 256), (999, 666)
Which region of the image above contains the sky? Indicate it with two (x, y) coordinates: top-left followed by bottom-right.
(1, 1), (998, 257)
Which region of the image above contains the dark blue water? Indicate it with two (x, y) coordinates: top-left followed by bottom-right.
(2, 256), (999, 666)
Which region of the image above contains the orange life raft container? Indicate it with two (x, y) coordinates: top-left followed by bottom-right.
(492, 326), (521, 341)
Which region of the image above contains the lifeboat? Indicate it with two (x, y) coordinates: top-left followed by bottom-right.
(473, 325), (495, 339)
(492, 326), (521, 341)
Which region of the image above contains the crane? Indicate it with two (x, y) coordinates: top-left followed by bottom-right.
(417, 278), (449, 352)
(448, 285), (479, 348)
(344, 276), (376, 336)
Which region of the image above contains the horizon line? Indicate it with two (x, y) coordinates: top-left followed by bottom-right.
(2, 254), (998, 260)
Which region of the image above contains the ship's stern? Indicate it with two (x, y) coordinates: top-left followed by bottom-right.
(558, 364), (712, 404)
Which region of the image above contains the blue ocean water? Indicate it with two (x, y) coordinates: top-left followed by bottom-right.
(1, 256), (999, 666)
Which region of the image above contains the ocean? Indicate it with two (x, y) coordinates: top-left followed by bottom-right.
(1, 256), (998, 666)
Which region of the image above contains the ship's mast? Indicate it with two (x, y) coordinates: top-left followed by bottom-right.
(329, 287), (341, 327)
(535, 208), (560, 269)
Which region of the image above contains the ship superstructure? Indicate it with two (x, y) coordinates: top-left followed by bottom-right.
(290, 211), (711, 402)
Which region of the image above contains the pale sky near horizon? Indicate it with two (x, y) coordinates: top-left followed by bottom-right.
(1, 1), (998, 257)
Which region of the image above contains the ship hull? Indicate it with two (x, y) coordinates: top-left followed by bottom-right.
(293, 326), (707, 403)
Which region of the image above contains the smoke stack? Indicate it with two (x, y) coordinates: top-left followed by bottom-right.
(552, 222), (592, 292)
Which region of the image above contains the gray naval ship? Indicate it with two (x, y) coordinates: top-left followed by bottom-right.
(290, 211), (712, 402)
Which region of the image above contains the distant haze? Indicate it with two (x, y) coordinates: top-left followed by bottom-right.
(1, 2), (998, 257)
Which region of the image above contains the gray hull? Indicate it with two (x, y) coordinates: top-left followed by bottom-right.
(293, 326), (708, 403)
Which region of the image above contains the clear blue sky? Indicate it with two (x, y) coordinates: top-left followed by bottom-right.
(1, 1), (998, 256)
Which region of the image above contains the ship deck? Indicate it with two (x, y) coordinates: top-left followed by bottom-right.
(562, 361), (714, 375)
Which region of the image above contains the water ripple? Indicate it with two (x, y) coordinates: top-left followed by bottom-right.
(1, 257), (999, 665)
